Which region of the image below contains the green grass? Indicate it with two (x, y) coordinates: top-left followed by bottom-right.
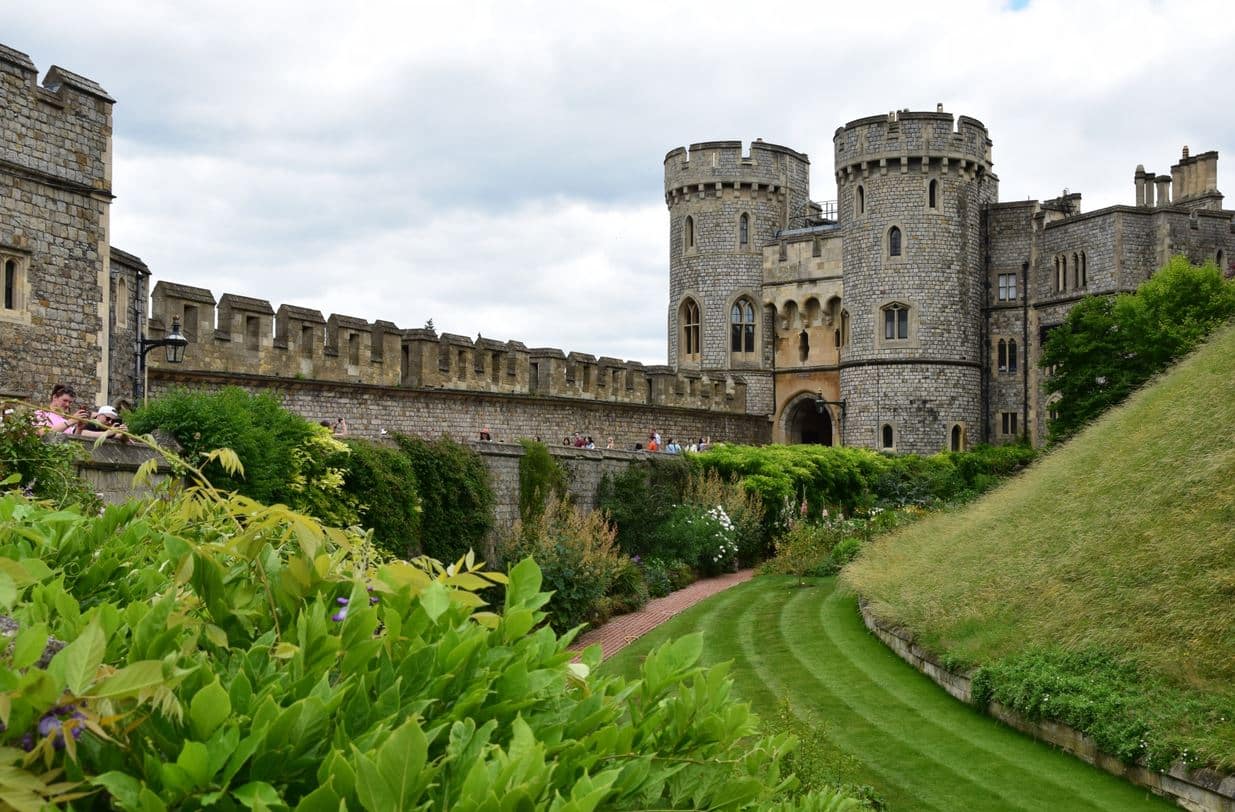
(844, 322), (1235, 767)
(600, 576), (1172, 811)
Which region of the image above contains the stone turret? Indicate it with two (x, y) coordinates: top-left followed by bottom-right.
(663, 139), (811, 415)
(834, 109), (998, 453)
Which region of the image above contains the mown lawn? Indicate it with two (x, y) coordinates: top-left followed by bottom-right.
(600, 576), (1172, 811)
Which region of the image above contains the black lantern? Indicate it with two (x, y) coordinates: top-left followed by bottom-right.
(136, 315), (189, 400)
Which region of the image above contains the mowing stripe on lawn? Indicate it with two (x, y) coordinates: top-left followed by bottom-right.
(600, 576), (1173, 811)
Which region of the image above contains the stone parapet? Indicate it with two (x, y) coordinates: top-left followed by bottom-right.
(148, 282), (748, 414)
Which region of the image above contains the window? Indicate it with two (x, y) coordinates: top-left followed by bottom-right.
(996, 339), (1018, 373)
(883, 303), (909, 340)
(1081, 252), (1088, 287)
(997, 272), (1018, 301)
(684, 216), (695, 251)
(950, 424), (964, 452)
(856, 185), (865, 215)
(348, 334), (361, 365)
(928, 179), (938, 209)
(798, 329), (810, 362)
(1059, 254), (1068, 291)
(834, 329), (841, 348)
(812, 237), (821, 258)
(2, 260), (14, 310)
(738, 213), (749, 247)
(730, 298), (755, 354)
(888, 226), (902, 257)
(301, 325), (314, 359)
(1072, 253), (1080, 289)
(245, 316), (260, 352)
(116, 277), (129, 328)
(881, 424), (894, 450)
(1218, 249), (1225, 269)
(1001, 412), (1019, 436)
(840, 310), (850, 346)
(680, 298), (701, 361)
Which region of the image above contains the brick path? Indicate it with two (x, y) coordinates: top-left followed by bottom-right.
(570, 569), (755, 659)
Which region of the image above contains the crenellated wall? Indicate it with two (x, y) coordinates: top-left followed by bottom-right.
(147, 281), (755, 434)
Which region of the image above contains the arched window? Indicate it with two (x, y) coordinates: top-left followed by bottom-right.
(881, 424), (894, 450)
(738, 213), (749, 247)
(834, 329), (841, 348)
(115, 276), (129, 327)
(950, 424), (964, 452)
(888, 226), (902, 257)
(684, 216), (695, 250)
(856, 185), (865, 215)
(730, 298), (756, 354)
(997, 339), (1007, 372)
(1072, 253), (1080, 289)
(4, 259), (17, 310)
(1060, 254), (1068, 291)
(680, 298), (701, 362)
(840, 310), (850, 346)
(883, 303), (909, 341)
(928, 179), (938, 209)
(798, 329), (810, 363)
(1008, 339), (1018, 373)
(1081, 252), (1088, 287)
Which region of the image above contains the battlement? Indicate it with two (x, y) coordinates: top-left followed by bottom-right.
(833, 108), (992, 182)
(664, 139), (810, 205)
(148, 281), (748, 413)
(0, 44), (114, 193)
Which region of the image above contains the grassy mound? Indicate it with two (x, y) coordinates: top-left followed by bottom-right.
(844, 322), (1235, 769)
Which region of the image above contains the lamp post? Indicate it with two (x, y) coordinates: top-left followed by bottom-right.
(812, 393), (847, 445)
(135, 314), (189, 403)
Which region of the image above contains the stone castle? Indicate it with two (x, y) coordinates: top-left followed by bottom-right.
(667, 109), (1232, 452)
(2, 45), (1231, 452)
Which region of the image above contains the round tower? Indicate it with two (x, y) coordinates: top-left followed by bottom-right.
(834, 110), (998, 454)
(664, 140), (811, 415)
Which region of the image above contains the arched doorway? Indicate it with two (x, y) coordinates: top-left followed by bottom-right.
(786, 397), (833, 445)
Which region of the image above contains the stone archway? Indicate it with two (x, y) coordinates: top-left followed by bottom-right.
(785, 396), (833, 445)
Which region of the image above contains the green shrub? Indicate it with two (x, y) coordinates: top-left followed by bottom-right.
(606, 554), (650, 616)
(499, 495), (626, 633)
(337, 438), (421, 558)
(0, 404), (98, 510)
(394, 433), (493, 563)
(517, 438), (568, 522)
(970, 648), (1232, 771)
(657, 503), (739, 575)
(596, 455), (690, 557)
(764, 520), (839, 580)
(0, 478), (853, 809)
(667, 558), (697, 591)
(824, 537), (864, 575)
(640, 557), (674, 598)
(686, 467), (768, 564)
(126, 387), (357, 525)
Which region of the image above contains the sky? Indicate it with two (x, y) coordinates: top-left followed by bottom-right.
(7, 0), (1235, 364)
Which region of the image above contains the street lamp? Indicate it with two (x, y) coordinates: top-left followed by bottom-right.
(135, 315), (189, 402)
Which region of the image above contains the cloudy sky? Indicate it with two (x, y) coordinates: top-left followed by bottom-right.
(8, 1), (1234, 363)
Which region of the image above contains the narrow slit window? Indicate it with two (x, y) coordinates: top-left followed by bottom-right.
(301, 325), (314, 359)
(928, 179), (937, 209)
(2, 260), (14, 310)
(888, 226), (902, 257)
(684, 216), (695, 250)
(881, 424), (894, 449)
(738, 213), (749, 247)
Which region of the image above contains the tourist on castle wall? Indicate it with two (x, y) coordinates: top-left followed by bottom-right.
(76, 405), (128, 440)
(606, 436), (614, 449)
(34, 384), (88, 435)
(665, 437), (682, 454)
(646, 433), (659, 452)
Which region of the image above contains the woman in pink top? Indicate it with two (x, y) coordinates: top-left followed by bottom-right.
(34, 384), (87, 434)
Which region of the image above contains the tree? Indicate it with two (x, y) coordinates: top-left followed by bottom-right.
(1042, 256), (1235, 441)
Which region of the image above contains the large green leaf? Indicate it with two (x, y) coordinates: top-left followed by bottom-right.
(189, 678), (232, 740)
(48, 616), (106, 696)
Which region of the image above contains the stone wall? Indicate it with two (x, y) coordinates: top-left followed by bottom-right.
(49, 434), (175, 503)
(0, 45), (114, 407)
(107, 248), (149, 406)
(471, 441), (654, 555)
(146, 281), (751, 418)
(147, 368), (771, 452)
(859, 602), (1235, 812)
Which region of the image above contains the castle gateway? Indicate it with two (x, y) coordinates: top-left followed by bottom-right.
(666, 109), (1232, 453)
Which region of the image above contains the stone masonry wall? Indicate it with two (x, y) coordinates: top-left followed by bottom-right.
(145, 281), (751, 417)
(836, 111), (995, 453)
(147, 369), (771, 452)
(664, 140), (811, 416)
(0, 45), (114, 406)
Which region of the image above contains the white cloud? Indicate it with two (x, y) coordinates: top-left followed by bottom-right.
(6, 0), (1234, 363)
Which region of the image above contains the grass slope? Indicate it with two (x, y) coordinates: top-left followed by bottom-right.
(844, 322), (1235, 764)
(600, 577), (1170, 811)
